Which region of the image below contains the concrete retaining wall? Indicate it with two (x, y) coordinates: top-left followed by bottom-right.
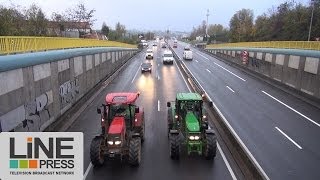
(206, 48), (320, 99)
(0, 48), (138, 132)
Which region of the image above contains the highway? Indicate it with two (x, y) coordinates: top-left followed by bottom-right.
(67, 44), (235, 180)
(170, 40), (320, 180)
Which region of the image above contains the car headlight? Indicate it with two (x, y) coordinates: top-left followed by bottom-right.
(202, 115), (207, 119)
(107, 141), (114, 145)
(114, 141), (121, 145)
(148, 68), (151, 70)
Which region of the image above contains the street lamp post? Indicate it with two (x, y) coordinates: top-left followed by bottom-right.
(206, 9), (209, 41)
(308, 0), (315, 41)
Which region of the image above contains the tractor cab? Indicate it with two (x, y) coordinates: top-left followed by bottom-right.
(97, 92), (141, 134)
(172, 93), (208, 133)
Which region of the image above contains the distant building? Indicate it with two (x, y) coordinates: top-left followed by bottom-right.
(196, 36), (204, 41)
(47, 21), (91, 38)
(82, 30), (108, 40)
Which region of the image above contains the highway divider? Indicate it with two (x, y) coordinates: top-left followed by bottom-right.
(169, 46), (269, 180)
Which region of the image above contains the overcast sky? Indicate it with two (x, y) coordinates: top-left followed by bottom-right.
(0, 0), (310, 32)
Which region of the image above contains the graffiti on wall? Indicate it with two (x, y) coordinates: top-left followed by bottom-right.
(22, 93), (51, 131)
(59, 78), (80, 106)
(0, 91), (53, 132)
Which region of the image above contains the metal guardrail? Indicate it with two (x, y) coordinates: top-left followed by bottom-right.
(169, 46), (269, 180)
(207, 41), (320, 51)
(0, 36), (136, 55)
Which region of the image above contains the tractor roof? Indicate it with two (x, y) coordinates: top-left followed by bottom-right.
(176, 93), (202, 101)
(106, 92), (139, 105)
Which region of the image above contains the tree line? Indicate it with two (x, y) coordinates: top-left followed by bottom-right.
(189, 0), (320, 42)
(0, 3), (137, 44)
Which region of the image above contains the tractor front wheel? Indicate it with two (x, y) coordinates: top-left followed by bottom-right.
(140, 122), (145, 143)
(128, 137), (141, 166)
(90, 136), (105, 167)
(169, 133), (180, 160)
(204, 134), (217, 160)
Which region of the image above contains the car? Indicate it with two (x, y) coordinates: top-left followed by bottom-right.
(167, 93), (216, 160)
(90, 92), (145, 167)
(141, 62), (152, 73)
(145, 49), (153, 59)
(184, 46), (191, 50)
(153, 43), (157, 47)
(162, 50), (174, 65)
(173, 42), (177, 48)
(183, 47), (193, 60)
(161, 42), (167, 48)
(141, 40), (148, 47)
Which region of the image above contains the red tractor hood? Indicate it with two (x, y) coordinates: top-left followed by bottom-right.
(108, 117), (125, 134)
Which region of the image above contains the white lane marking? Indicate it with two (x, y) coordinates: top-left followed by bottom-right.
(158, 64), (160, 66)
(214, 62), (246, 82)
(262, 90), (320, 127)
(157, 74), (160, 80)
(131, 63), (142, 83)
(195, 60), (199, 63)
(158, 100), (160, 111)
(206, 69), (211, 73)
(173, 60), (192, 92)
(217, 142), (238, 180)
(226, 86), (235, 93)
(275, 127), (302, 149)
(183, 64), (237, 180)
(196, 52), (209, 60)
(176, 54), (181, 60)
(83, 162), (92, 180)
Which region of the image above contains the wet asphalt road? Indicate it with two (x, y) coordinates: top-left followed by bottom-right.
(68, 43), (234, 180)
(170, 40), (320, 180)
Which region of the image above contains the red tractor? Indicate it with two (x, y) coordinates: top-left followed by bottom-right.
(90, 92), (145, 167)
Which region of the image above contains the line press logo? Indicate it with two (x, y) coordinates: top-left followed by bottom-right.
(0, 132), (83, 180)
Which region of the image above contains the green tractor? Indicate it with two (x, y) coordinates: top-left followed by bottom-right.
(167, 92), (216, 160)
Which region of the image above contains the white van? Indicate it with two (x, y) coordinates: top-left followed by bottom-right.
(163, 50), (174, 64)
(146, 49), (153, 59)
(183, 46), (193, 60)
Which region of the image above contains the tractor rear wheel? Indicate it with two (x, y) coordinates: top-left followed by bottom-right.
(169, 133), (180, 160)
(128, 137), (141, 166)
(90, 136), (105, 167)
(204, 133), (217, 160)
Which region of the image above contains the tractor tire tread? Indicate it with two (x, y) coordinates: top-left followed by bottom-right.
(90, 136), (105, 167)
(128, 137), (141, 166)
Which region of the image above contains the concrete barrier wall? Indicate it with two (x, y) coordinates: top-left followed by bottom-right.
(0, 47), (138, 132)
(206, 48), (320, 99)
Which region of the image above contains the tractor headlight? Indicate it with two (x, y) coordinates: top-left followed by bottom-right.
(114, 141), (122, 145)
(189, 135), (200, 140)
(107, 141), (114, 145)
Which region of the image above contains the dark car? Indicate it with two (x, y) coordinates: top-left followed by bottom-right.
(141, 62), (152, 73)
